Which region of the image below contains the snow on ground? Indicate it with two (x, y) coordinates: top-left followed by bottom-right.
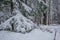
(56, 32), (60, 40)
(40, 25), (60, 32)
(0, 29), (54, 40)
(40, 25), (60, 40)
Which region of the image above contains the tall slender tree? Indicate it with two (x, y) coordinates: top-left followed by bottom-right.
(25, 0), (27, 4)
(11, 0), (13, 15)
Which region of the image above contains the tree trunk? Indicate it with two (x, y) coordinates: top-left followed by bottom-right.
(41, 13), (43, 24)
(46, 11), (49, 25)
(11, 0), (13, 16)
(11, 0), (14, 31)
(25, 0), (27, 4)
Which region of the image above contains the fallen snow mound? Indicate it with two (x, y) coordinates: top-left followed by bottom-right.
(0, 10), (37, 33)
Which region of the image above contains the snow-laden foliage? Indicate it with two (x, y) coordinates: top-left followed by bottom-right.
(0, 0), (48, 34)
(22, 2), (32, 13)
(0, 10), (37, 33)
(0, 0), (48, 25)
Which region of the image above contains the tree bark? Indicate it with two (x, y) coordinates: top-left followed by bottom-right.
(11, 0), (14, 31)
(41, 13), (43, 24)
(11, 0), (13, 15)
(25, 0), (27, 4)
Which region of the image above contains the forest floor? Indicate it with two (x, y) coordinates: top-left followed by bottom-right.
(0, 29), (54, 40)
(0, 25), (60, 40)
(40, 25), (60, 40)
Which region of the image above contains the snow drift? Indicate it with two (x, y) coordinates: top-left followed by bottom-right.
(0, 29), (54, 40)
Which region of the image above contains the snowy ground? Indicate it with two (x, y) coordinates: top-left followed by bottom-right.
(56, 32), (60, 40)
(0, 11), (60, 40)
(0, 29), (54, 40)
(0, 24), (60, 40)
(40, 25), (60, 40)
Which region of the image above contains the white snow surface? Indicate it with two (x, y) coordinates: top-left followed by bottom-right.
(40, 25), (60, 40)
(56, 32), (60, 40)
(40, 25), (60, 32)
(0, 29), (54, 40)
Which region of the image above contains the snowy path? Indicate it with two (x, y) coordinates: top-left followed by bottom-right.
(56, 32), (60, 40)
(49, 25), (60, 40)
(0, 29), (54, 40)
(40, 25), (60, 40)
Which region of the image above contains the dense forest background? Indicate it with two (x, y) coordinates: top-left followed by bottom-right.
(0, 0), (47, 25)
(0, 0), (60, 25)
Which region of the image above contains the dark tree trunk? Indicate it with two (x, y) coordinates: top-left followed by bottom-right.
(10, 0), (14, 31)
(25, 0), (27, 4)
(11, 23), (14, 31)
(11, 0), (13, 15)
(20, 0), (23, 2)
(43, 13), (46, 25)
